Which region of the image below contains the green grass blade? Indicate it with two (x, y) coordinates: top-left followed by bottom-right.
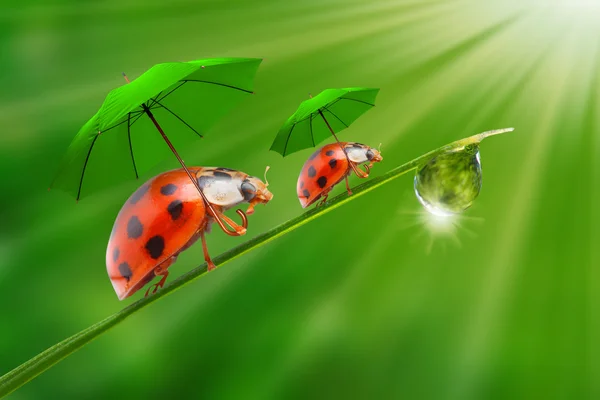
(0, 128), (513, 398)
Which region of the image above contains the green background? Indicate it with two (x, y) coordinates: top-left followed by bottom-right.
(1, 0), (598, 398)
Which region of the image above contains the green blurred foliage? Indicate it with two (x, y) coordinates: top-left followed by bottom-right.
(0, 0), (598, 399)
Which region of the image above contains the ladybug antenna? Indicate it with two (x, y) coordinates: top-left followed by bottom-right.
(264, 165), (270, 187)
(378, 142), (382, 152)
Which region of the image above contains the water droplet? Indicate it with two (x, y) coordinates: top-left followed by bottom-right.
(414, 144), (482, 216)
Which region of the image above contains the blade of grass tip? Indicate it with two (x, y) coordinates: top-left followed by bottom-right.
(478, 127), (515, 140)
(447, 127), (516, 152)
(0, 129), (514, 398)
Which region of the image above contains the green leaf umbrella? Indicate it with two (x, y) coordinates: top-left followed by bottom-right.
(269, 87), (379, 156)
(50, 57), (262, 235)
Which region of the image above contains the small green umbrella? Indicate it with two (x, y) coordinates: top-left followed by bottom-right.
(269, 87), (379, 178)
(50, 57), (262, 235)
(270, 87), (378, 150)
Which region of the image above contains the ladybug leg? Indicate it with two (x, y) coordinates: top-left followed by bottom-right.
(344, 175), (353, 196)
(145, 258), (175, 296)
(350, 162), (369, 179)
(200, 230), (217, 271)
(362, 163), (371, 175)
(144, 263), (172, 297)
(316, 187), (332, 207)
(317, 195), (328, 207)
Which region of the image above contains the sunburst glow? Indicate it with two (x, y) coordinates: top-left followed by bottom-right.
(398, 209), (483, 254)
(533, 0), (600, 12)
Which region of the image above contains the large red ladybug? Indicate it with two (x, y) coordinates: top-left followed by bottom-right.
(106, 166), (273, 300)
(297, 142), (382, 208)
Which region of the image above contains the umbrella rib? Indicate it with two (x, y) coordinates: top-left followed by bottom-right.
(153, 99), (203, 138)
(156, 81), (186, 103)
(147, 91), (163, 109)
(74, 108), (142, 199)
(292, 111), (318, 126)
(325, 98), (342, 109)
(338, 97), (375, 107)
(323, 108), (349, 128)
(181, 80), (253, 94)
(309, 114), (315, 147)
(293, 115), (310, 125)
(127, 113), (139, 179)
(293, 103), (338, 126)
(98, 118), (130, 135)
(76, 133), (101, 201)
(130, 111), (145, 127)
(283, 124), (296, 156)
(280, 97), (375, 136)
(95, 111), (143, 136)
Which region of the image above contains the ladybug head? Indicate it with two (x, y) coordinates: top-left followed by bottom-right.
(345, 143), (383, 164)
(240, 166), (273, 215)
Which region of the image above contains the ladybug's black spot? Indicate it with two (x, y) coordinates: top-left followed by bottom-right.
(307, 166), (316, 178)
(129, 184), (149, 204)
(326, 150), (335, 156)
(167, 200), (183, 221)
(302, 189), (310, 198)
(216, 167), (235, 172)
(317, 176), (327, 188)
(160, 183), (177, 195)
(300, 181), (304, 188)
(145, 235), (165, 259)
(241, 180), (256, 201)
(328, 159), (337, 169)
(127, 216), (143, 239)
(352, 143), (363, 149)
(197, 175), (213, 188)
(112, 248), (120, 263)
(213, 171), (232, 180)
(118, 262), (132, 282)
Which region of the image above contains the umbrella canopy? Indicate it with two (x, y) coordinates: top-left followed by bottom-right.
(269, 87), (379, 157)
(50, 57), (262, 200)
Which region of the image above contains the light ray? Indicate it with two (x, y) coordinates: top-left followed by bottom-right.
(448, 27), (592, 399)
(256, 219), (402, 398)
(583, 33), (600, 398)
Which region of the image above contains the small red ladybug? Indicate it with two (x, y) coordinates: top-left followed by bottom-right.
(297, 142), (382, 208)
(106, 166), (273, 300)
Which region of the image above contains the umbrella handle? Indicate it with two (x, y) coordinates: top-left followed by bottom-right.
(140, 104), (249, 237)
(317, 110), (370, 180)
(210, 208), (248, 236)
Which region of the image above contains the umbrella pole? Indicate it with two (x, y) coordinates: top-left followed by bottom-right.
(317, 110), (368, 179)
(141, 105), (247, 236)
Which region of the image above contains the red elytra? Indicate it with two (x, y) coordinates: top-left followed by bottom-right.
(296, 142), (383, 208)
(106, 167), (272, 300)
